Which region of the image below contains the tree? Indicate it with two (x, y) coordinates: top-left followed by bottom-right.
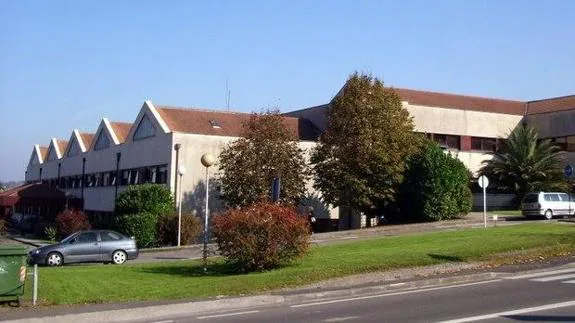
(479, 125), (568, 200)
(311, 72), (422, 217)
(218, 111), (310, 207)
(399, 141), (472, 222)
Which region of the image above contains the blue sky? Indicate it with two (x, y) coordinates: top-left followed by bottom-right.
(1, 0), (574, 181)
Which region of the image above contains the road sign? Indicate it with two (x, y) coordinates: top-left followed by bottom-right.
(478, 175), (489, 189)
(565, 165), (573, 178)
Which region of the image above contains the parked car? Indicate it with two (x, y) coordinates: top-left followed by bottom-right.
(520, 192), (575, 219)
(28, 230), (138, 266)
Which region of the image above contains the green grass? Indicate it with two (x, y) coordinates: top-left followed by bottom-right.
(27, 223), (575, 305)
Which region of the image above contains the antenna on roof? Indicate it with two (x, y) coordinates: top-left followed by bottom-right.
(225, 77), (231, 112)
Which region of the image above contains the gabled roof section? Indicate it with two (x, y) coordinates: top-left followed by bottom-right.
(109, 122), (132, 144)
(526, 95), (575, 115)
(154, 105), (320, 140)
(80, 132), (95, 150)
(45, 138), (68, 161)
(28, 145), (46, 166)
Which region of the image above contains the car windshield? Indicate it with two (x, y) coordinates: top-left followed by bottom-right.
(60, 233), (79, 244)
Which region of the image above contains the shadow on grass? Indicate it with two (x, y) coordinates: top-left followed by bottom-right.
(428, 253), (463, 262)
(137, 262), (248, 277)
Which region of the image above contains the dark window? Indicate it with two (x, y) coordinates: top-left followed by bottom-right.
(121, 170), (130, 186)
(101, 231), (122, 241)
(129, 170), (138, 185)
(76, 232), (97, 243)
(433, 134), (460, 150)
(110, 172), (117, 186)
(157, 165), (168, 184)
(471, 137), (497, 151)
(94, 173), (102, 187)
(523, 194), (538, 203)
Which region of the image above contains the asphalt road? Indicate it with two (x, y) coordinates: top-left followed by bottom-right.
(129, 265), (575, 323)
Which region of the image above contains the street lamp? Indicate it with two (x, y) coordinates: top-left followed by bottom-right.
(177, 165), (186, 247)
(201, 153), (216, 272)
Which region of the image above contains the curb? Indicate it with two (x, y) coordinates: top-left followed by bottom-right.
(1, 270), (502, 323)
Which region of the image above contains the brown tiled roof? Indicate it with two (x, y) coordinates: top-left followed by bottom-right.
(155, 106), (320, 140)
(38, 146), (48, 161)
(80, 132), (95, 149)
(526, 95), (575, 115)
(393, 88), (526, 115)
(56, 140), (69, 157)
(109, 122), (132, 143)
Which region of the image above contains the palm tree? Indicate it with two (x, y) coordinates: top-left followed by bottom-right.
(479, 125), (568, 199)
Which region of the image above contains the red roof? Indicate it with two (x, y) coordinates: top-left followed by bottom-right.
(526, 95), (575, 115)
(109, 122), (132, 143)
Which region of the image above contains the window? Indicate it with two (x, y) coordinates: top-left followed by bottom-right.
(67, 138), (80, 156)
(94, 130), (110, 150)
(559, 194), (570, 202)
(86, 174), (95, 187)
(121, 170), (130, 186)
(133, 115), (156, 140)
(76, 232), (98, 243)
(545, 194), (560, 202)
(209, 120), (222, 129)
(94, 173), (102, 187)
(130, 169), (138, 185)
(102, 172), (110, 186)
(157, 165), (168, 184)
(548, 136), (575, 152)
(471, 137), (497, 152)
(110, 172), (117, 186)
(433, 134), (460, 150)
(101, 231), (122, 241)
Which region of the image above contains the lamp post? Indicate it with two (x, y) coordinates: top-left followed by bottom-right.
(201, 153), (215, 272)
(177, 165), (186, 247)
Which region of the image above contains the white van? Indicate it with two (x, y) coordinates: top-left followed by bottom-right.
(521, 192), (575, 219)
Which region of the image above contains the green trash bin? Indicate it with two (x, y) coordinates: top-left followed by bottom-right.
(0, 245), (28, 306)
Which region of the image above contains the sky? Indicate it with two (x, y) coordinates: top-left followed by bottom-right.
(1, 0), (574, 181)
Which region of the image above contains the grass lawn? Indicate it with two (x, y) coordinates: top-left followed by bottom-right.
(27, 223), (575, 305)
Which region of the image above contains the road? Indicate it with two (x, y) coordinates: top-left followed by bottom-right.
(125, 264), (575, 323)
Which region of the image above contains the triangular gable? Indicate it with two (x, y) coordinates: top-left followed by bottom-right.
(65, 130), (89, 157)
(28, 145), (44, 166)
(46, 139), (59, 162)
(93, 127), (111, 150)
(89, 118), (117, 151)
(125, 101), (170, 143)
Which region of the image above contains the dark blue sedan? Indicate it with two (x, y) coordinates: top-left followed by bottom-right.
(28, 230), (138, 266)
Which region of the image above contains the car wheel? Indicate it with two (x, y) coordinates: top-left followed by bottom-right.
(544, 209), (553, 220)
(112, 250), (127, 265)
(46, 252), (63, 267)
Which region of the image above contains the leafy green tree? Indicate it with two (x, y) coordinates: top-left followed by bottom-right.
(311, 72), (422, 217)
(400, 141), (472, 222)
(115, 184), (174, 217)
(479, 125), (568, 199)
(219, 111), (309, 208)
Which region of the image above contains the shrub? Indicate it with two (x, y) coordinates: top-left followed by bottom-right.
(112, 212), (157, 248)
(0, 219), (5, 235)
(157, 213), (202, 246)
(400, 141), (472, 222)
(115, 184), (174, 217)
(55, 209), (91, 238)
(212, 202), (311, 271)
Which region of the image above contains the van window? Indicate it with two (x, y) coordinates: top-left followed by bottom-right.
(546, 194), (560, 202)
(523, 194), (538, 203)
(559, 194), (570, 202)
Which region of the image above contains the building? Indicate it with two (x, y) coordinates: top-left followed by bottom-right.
(24, 86), (575, 226)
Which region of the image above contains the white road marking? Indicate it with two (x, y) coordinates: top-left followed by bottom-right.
(151, 320), (173, 323)
(324, 316), (360, 322)
(290, 280), (501, 308)
(437, 300), (575, 323)
(563, 280), (575, 284)
(531, 273), (575, 282)
(197, 310), (260, 319)
(505, 267), (575, 280)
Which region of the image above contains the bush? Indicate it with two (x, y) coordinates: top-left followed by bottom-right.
(112, 212), (157, 248)
(212, 202), (311, 271)
(55, 209), (91, 238)
(0, 219), (5, 235)
(400, 141), (472, 222)
(115, 184), (174, 217)
(157, 213), (202, 246)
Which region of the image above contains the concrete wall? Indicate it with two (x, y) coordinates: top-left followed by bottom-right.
(406, 104), (523, 138)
